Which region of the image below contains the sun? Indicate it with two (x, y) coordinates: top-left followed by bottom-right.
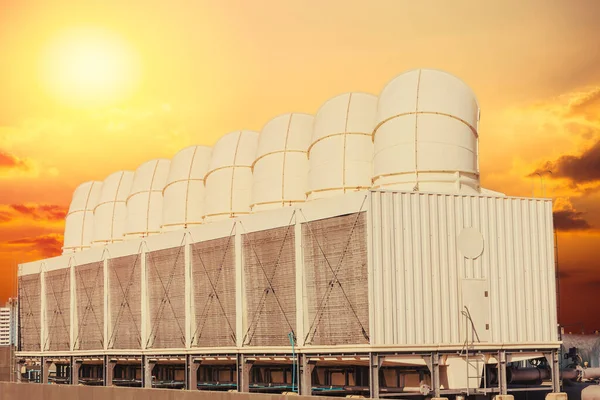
(41, 27), (140, 108)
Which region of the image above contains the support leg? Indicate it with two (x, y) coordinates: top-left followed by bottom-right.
(432, 352), (441, 398)
(370, 353), (383, 399)
(237, 354), (253, 393)
(104, 357), (116, 386)
(71, 358), (81, 385)
(551, 350), (561, 393)
(300, 355), (315, 396)
(16, 360), (23, 383)
(186, 356), (200, 391)
(498, 351), (507, 395)
(41, 357), (51, 384)
(143, 357), (156, 389)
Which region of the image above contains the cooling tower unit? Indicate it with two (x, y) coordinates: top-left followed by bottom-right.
(124, 159), (170, 239)
(92, 171), (134, 246)
(203, 130), (258, 222)
(63, 181), (103, 254)
(251, 113), (313, 212)
(162, 145), (212, 231)
(373, 68), (480, 194)
(307, 92), (377, 200)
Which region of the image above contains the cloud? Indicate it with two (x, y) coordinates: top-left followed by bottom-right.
(530, 138), (600, 185)
(567, 87), (600, 120)
(0, 150), (30, 171)
(0, 203), (67, 224)
(550, 139), (600, 184)
(552, 198), (592, 232)
(554, 209), (592, 231)
(9, 204), (67, 221)
(6, 233), (63, 258)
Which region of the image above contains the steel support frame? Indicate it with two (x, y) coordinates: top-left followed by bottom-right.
(498, 350), (508, 395)
(425, 352), (441, 398)
(143, 356), (156, 388)
(551, 349), (561, 393)
(71, 357), (81, 385)
(186, 355), (201, 391)
(104, 356), (116, 386)
(26, 348), (565, 396)
(237, 354), (253, 393)
(300, 354), (316, 396)
(41, 357), (52, 384)
(370, 352), (384, 399)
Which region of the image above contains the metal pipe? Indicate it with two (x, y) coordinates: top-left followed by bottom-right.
(506, 367), (600, 384)
(508, 367), (550, 383)
(562, 368), (600, 381)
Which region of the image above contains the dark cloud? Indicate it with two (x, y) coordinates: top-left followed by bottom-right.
(8, 234), (63, 258)
(0, 204), (67, 224)
(530, 138), (600, 184)
(553, 209), (592, 231)
(9, 204), (67, 221)
(0, 150), (29, 171)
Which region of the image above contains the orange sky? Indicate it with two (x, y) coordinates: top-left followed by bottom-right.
(1, 0), (599, 332)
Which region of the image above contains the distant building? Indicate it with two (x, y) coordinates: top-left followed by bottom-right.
(0, 298), (17, 346)
(0, 308), (10, 346)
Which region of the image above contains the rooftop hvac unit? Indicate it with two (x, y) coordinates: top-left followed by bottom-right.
(124, 159), (170, 239)
(251, 113), (313, 212)
(307, 93), (377, 200)
(162, 145), (212, 231)
(203, 130), (258, 222)
(373, 68), (480, 194)
(63, 181), (103, 254)
(91, 170), (134, 246)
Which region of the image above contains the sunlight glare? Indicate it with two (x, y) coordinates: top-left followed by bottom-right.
(41, 27), (140, 108)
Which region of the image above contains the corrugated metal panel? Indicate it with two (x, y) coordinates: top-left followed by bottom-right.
(74, 262), (104, 350)
(18, 274), (41, 351)
(243, 226), (296, 347)
(303, 212), (370, 346)
(45, 268), (70, 351)
(191, 236), (237, 348)
(146, 246), (186, 349)
(369, 191), (558, 346)
(108, 254), (142, 349)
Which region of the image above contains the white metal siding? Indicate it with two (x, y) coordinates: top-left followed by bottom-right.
(369, 191), (558, 346)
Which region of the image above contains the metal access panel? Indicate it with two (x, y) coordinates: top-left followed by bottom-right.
(461, 279), (490, 343)
(45, 268), (71, 351)
(191, 236), (236, 348)
(302, 212), (370, 346)
(18, 274), (41, 351)
(369, 191), (558, 346)
(243, 225), (296, 347)
(108, 254), (142, 350)
(75, 262), (104, 350)
(146, 246), (186, 349)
